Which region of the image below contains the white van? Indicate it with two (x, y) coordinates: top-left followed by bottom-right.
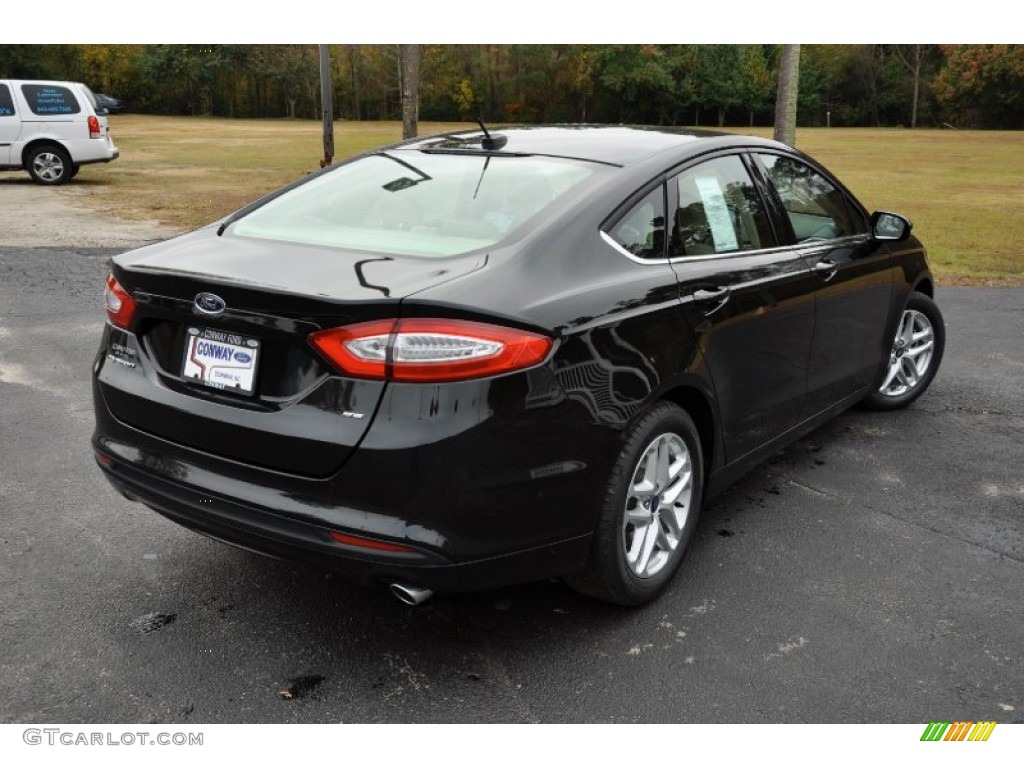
(0, 79), (119, 184)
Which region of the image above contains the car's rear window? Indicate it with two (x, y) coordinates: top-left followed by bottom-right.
(20, 84), (81, 116)
(231, 151), (601, 257)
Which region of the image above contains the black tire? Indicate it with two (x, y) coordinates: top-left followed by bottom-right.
(862, 291), (945, 410)
(566, 402), (704, 606)
(26, 144), (73, 185)
(69, 164), (81, 179)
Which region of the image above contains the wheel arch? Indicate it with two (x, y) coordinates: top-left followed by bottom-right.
(21, 138), (69, 168)
(913, 275), (934, 298)
(657, 384), (718, 480)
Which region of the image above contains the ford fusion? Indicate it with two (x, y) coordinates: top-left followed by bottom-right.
(92, 126), (944, 606)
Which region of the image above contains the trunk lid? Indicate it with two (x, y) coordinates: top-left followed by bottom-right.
(98, 230), (487, 477)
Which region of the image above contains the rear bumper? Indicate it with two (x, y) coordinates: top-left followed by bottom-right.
(78, 148), (118, 165)
(61, 137), (119, 164)
(92, 348), (611, 593)
(95, 446), (592, 593)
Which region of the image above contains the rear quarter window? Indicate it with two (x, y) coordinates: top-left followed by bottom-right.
(0, 84), (15, 116)
(20, 84), (81, 116)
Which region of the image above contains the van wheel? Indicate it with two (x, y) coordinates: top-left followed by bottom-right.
(69, 164), (81, 179)
(26, 145), (72, 185)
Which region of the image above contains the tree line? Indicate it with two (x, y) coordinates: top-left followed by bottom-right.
(2, 44), (1022, 129)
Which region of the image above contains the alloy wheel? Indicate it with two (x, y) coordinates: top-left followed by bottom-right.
(622, 432), (694, 578)
(879, 308), (935, 398)
(32, 152), (66, 182)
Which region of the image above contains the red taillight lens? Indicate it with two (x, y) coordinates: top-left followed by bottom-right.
(95, 450), (116, 469)
(104, 273), (137, 329)
(309, 319), (552, 383)
(88, 115), (101, 138)
(329, 531), (416, 553)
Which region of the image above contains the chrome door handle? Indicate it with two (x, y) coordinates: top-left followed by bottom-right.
(692, 286), (731, 315)
(693, 287), (730, 303)
(814, 259), (838, 282)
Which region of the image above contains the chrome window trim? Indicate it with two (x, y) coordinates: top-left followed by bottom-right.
(602, 229), (803, 266)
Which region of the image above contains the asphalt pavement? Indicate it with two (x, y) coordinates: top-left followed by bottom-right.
(1, 245), (1021, 723)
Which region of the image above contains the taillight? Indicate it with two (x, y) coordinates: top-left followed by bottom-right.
(88, 115), (101, 138)
(104, 273), (137, 329)
(309, 319), (552, 383)
(329, 531), (416, 553)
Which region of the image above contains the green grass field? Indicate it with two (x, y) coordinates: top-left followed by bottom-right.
(74, 115), (1023, 285)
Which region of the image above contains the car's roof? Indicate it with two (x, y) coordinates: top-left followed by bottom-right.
(399, 125), (786, 167)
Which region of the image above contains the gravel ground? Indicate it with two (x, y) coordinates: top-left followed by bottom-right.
(0, 176), (181, 248)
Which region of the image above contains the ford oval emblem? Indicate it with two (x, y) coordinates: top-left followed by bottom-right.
(194, 292), (226, 315)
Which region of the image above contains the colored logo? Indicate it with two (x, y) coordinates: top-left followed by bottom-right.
(233, 351), (252, 364)
(921, 721), (997, 742)
(194, 293), (226, 315)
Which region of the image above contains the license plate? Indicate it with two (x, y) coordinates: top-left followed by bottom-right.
(182, 327), (260, 395)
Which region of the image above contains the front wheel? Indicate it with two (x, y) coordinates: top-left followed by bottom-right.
(566, 402), (703, 606)
(863, 292), (945, 410)
(26, 145), (72, 185)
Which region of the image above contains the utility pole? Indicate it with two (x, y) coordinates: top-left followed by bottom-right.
(319, 44), (334, 168)
(773, 44), (801, 148)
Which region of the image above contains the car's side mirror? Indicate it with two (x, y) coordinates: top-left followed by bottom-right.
(871, 211), (912, 241)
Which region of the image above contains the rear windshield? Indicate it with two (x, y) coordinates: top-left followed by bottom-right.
(231, 151), (602, 257)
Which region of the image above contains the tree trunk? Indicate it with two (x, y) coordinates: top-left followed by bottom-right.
(911, 44), (921, 129)
(399, 44), (421, 140)
(348, 47), (361, 120)
(773, 44), (801, 147)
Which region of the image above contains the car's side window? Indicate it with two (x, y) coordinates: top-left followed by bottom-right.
(758, 154), (859, 243)
(0, 85), (15, 117)
(605, 186), (667, 260)
(669, 155), (774, 257)
(20, 84), (81, 116)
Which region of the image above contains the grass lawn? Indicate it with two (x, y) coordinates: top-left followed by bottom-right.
(73, 115), (1023, 285)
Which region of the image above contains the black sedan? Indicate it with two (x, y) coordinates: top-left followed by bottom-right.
(92, 126), (944, 606)
(95, 93), (125, 114)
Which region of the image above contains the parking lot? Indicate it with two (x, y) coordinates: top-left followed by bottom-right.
(1, 202), (1021, 722)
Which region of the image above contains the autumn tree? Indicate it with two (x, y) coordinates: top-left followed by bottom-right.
(934, 44), (1024, 128)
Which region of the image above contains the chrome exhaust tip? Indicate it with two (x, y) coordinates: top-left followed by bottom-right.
(390, 582), (434, 606)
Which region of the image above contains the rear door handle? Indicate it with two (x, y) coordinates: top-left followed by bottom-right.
(814, 259), (838, 282)
(692, 286), (731, 315)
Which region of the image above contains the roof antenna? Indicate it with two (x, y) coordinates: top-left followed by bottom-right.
(476, 117), (507, 151)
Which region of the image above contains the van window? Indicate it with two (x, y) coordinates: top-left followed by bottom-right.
(20, 84), (81, 116)
(0, 85), (15, 116)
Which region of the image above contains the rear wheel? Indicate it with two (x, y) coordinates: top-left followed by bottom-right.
(26, 145), (72, 185)
(863, 292), (944, 410)
(567, 402), (703, 606)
